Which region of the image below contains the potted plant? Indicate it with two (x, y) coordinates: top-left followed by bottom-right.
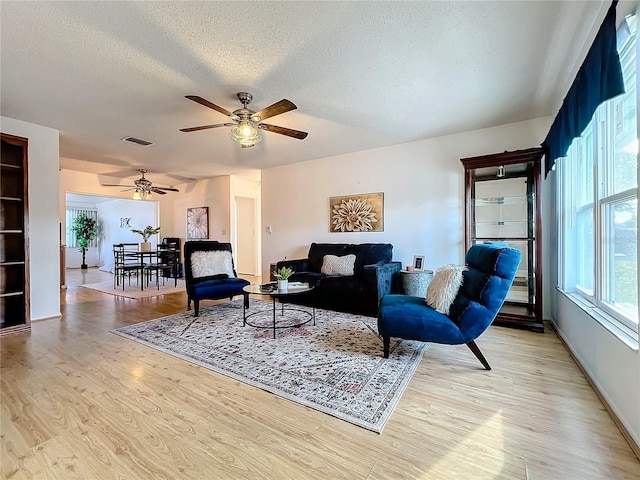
(71, 214), (98, 269)
(131, 225), (161, 251)
(273, 266), (294, 290)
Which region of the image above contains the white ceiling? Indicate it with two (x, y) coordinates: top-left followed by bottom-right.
(0, 1), (616, 188)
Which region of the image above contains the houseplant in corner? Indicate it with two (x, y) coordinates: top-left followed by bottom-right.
(273, 266), (294, 290)
(71, 213), (98, 269)
(131, 225), (161, 251)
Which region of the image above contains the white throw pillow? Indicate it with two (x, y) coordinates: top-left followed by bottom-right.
(321, 254), (356, 276)
(426, 265), (465, 315)
(191, 251), (236, 278)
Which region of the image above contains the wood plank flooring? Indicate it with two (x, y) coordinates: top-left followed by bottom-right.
(1, 268), (638, 479)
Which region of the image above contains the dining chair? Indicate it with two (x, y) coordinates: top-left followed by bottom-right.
(145, 245), (179, 290)
(113, 243), (142, 289)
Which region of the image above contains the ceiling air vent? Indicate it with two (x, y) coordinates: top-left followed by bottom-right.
(121, 136), (154, 147)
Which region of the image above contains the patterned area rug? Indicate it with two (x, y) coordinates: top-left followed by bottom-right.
(112, 299), (428, 433)
(82, 278), (185, 299)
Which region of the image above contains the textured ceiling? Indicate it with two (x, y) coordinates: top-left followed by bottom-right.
(1, 1), (612, 187)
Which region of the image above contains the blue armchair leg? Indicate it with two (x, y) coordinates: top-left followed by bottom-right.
(194, 299), (200, 317)
(467, 341), (491, 370)
(383, 336), (390, 358)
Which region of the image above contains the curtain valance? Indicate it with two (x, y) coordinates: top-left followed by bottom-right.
(542, 1), (625, 175)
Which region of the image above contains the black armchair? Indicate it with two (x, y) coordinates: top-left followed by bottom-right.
(184, 241), (250, 316)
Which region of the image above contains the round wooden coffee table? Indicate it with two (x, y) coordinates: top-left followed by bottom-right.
(242, 283), (315, 338)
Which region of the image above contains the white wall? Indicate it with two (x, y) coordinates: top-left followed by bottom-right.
(95, 199), (157, 268)
(262, 117), (551, 282)
(554, 292), (640, 448)
(1, 116), (60, 320)
(171, 176), (231, 244)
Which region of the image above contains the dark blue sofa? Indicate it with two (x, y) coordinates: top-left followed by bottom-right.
(184, 241), (250, 316)
(276, 243), (401, 316)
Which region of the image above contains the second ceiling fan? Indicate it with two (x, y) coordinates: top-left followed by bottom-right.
(180, 92), (308, 148)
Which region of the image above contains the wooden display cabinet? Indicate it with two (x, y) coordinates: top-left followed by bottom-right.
(1, 133), (30, 335)
(460, 148), (544, 332)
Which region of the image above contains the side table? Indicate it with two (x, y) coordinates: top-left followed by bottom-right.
(400, 270), (434, 297)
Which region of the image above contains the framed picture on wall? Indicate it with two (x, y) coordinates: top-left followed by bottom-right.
(187, 207), (209, 239)
(329, 192), (384, 232)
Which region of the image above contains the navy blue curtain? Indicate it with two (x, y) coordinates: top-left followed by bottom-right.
(542, 2), (625, 175)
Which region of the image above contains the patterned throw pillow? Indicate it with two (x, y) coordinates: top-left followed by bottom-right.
(191, 251), (235, 278)
(425, 264), (465, 315)
(321, 254), (356, 276)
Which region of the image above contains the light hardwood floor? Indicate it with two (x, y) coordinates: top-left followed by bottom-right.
(1, 268), (639, 479)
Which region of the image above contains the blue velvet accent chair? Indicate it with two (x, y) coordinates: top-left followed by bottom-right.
(377, 243), (521, 370)
(184, 241), (250, 316)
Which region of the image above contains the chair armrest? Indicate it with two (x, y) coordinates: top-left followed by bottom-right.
(276, 258), (310, 273)
(362, 261), (402, 302)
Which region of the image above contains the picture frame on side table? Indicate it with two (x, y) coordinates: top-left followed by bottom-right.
(412, 255), (425, 271)
(187, 206), (209, 239)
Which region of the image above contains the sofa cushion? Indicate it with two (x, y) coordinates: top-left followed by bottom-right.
(320, 275), (363, 293)
(291, 271), (325, 287)
(346, 243), (393, 274)
(191, 276), (248, 298)
(378, 295), (465, 344)
(426, 265), (465, 315)
(307, 243), (349, 273)
(321, 254), (356, 276)
(191, 250), (235, 278)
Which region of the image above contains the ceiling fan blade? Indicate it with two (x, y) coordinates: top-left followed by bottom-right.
(259, 123), (308, 140)
(185, 95), (233, 117)
(180, 123), (234, 132)
(153, 186), (180, 192)
(150, 188), (168, 195)
(251, 99), (296, 122)
(102, 184), (137, 188)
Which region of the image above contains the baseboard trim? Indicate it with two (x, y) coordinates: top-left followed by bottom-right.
(548, 320), (640, 461)
(31, 313), (63, 322)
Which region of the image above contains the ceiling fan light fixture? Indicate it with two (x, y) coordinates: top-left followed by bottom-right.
(229, 120), (262, 147)
(133, 187), (153, 200)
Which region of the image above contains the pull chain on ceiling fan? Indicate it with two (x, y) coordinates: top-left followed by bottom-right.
(102, 169), (180, 200)
(180, 92), (308, 148)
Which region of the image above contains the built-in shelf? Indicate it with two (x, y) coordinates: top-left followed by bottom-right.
(1, 133), (30, 334)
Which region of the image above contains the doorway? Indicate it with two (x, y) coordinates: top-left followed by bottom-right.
(235, 196), (257, 275)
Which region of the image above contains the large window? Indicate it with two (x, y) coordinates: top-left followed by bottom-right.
(559, 14), (637, 335)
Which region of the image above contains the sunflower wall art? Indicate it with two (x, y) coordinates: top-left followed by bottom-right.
(187, 206), (209, 239)
(329, 193), (384, 232)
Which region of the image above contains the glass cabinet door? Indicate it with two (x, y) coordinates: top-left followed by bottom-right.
(461, 148), (543, 332)
(472, 177), (535, 310)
